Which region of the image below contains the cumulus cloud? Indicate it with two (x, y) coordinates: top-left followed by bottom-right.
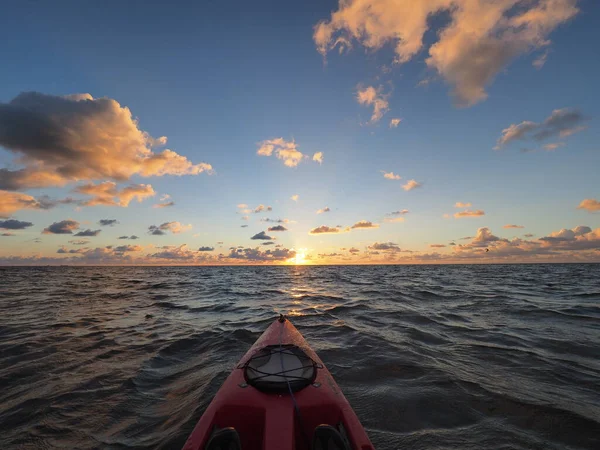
(150, 244), (211, 261)
(309, 225), (343, 235)
(198, 246), (214, 252)
(455, 202), (471, 208)
(0, 219), (33, 230)
(349, 247), (360, 254)
(312, 152), (324, 164)
(454, 209), (485, 218)
(495, 108), (587, 149)
(504, 224), (524, 229)
(267, 225), (288, 232)
(99, 219), (118, 226)
(381, 171), (401, 180)
(316, 207), (330, 214)
(368, 242), (400, 251)
(578, 199), (600, 212)
(314, 0), (578, 107)
(153, 201), (175, 208)
(0, 190), (53, 217)
(0, 92), (212, 191)
(257, 138), (308, 167)
(402, 180), (422, 191)
(118, 235), (139, 240)
(74, 229), (101, 237)
(75, 182), (155, 207)
(351, 220), (379, 229)
(227, 247), (296, 262)
(356, 86), (389, 123)
(42, 219), (80, 234)
(251, 231), (275, 240)
(148, 221), (192, 235)
(389, 118), (402, 128)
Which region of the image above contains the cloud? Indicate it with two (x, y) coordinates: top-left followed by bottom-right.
(42, 219), (80, 234)
(257, 138), (308, 167)
(578, 199), (600, 212)
(430, 244), (446, 248)
(1, 232), (15, 237)
(389, 118), (402, 128)
(241, 225), (248, 228)
(114, 245), (143, 253)
(495, 108), (587, 149)
(153, 201), (175, 208)
(312, 152), (324, 164)
(267, 225), (288, 232)
(99, 219), (118, 226)
(349, 247), (360, 254)
(309, 225), (343, 235)
(0, 190), (53, 217)
(384, 217), (405, 223)
(382, 171), (401, 180)
(402, 180), (422, 191)
(0, 92), (212, 191)
(504, 224), (524, 229)
(254, 204), (273, 213)
(75, 182), (155, 207)
(251, 231), (275, 240)
(454, 209), (485, 218)
(150, 244), (214, 261)
(356, 86), (389, 123)
(389, 209), (409, 215)
(118, 235), (139, 240)
(314, 0), (578, 107)
(351, 220), (379, 229)
(261, 241), (275, 246)
(68, 239), (89, 245)
(368, 242), (400, 251)
(291, 195), (299, 202)
(237, 203), (248, 208)
(198, 246), (214, 252)
(148, 221), (192, 235)
(74, 229), (101, 237)
(316, 207), (330, 214)
(523, 233), (535, 238)
(533, 49), (550, 69)
(0, 219), (33, 230)
(227, 247), (296, 262)
(455, 202), (471, 208)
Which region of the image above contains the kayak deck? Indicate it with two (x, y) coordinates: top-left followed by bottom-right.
(183, 316), (374, 450)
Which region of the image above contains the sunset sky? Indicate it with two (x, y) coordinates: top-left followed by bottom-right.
(1, 0), (599, 265)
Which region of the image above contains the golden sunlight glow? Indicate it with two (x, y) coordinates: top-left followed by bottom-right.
(288, 249), (308, 265)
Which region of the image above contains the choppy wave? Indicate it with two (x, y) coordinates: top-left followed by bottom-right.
(1, 264), (599, 449)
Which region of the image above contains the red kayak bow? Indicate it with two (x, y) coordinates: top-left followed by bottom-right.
(183, 315), (374, 450)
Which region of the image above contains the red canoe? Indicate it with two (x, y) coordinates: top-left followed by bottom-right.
(183, 315), (374, 450)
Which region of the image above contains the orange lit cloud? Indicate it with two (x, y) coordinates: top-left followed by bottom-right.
(148, 221), (192, 235)
(316, 207), (330, 214)
(257, 138), (306, 167)
(314, 0), (578, 106)
(504, 224), (524, 229)
(0, 92), (212, 191)
(351, 220), (379, 229)
(309, 225), (343, 235)
(356, 86), (389, 123)
(389, 118), (402, 128)
(454, 209), (485, 218)
(455, 202), (471, 208)
(382, 171), (401, 180)
(402, 179), (422, 191)
(312, 152), (324, 164)
(75, 182), (156, 207)
(578, 199), (600, 212)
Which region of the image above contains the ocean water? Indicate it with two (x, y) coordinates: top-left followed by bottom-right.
(0, 264), (599, 450)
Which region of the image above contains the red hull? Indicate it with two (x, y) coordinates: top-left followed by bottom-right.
(183, 318), (374, 450)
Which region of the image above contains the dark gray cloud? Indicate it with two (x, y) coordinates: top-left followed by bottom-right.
(118, 235), (139, 240)
(198, 246), (214, 251)
(495, 108), (587, 149)
(267, 225), (288, 232)
(261, 241), (275, 246)
(368, 242), (400, 251)
(42, 219), (80, 234)
(68, 239), (89, 245)
(149, 225), (166, 235)
(99, 219), (118, 226)
(241, 225), (248, 228)
(74, 229), (101, 237)
(0, 219), (33, 230)
(309, 225), (342, 234)
(261, 218), (290, 223)
(251, 231), (275, 240)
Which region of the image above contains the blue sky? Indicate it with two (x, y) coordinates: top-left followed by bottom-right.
(1, 0), (599, 264)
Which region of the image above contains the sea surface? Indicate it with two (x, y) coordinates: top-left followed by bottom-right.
(0, 265), (599, 450)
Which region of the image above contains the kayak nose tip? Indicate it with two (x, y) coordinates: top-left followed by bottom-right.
(278, 314), (287, 323)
